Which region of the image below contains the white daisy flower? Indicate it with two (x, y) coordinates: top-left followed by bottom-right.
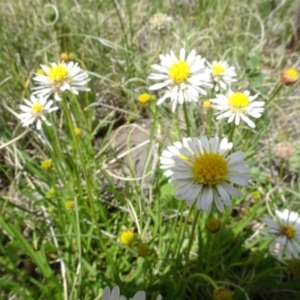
(17, 95), (59, 130)
(160, 135), (249, 214)
(262, 209), (300, 260)
(208, 60), (237, 91)
(131, 292), (162, 300)
(130, 291), (146, 300)
(149, 48), (212, 112)
(210, 90), (265, 128)
(101, 286), (162, 300)
(32, 61), (90, 101)
(102, 286), (125, 300)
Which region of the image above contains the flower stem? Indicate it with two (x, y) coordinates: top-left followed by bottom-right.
(185, 209), (200, 265)
(173, 202), (189, 260)
(148, 105), (172, 142)
(183, 102), (191, 136)
(177, 272), (219, 299)
(192, 273), (219, 290)
(279, 158), (284, 180)
(265, 83), (283, 107)
(249, 267), (286, 284)
(228, 123), (235, 142)
(207, 108), (213, 137)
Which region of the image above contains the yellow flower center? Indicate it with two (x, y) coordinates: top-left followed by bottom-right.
(287, 259), (300, 278)
(48, 64), (69, 81)
(31, 102), (44, 114)
(284, 68), (299, 81)
(228, 92), (250, 108)
(120, 230), (135, 246)
(203, 100), (211, 111)
(65, 200), (74, 210)
(74, 128), (82, 136)
(60, 52), (69, 61)
(136, 244), (149, 257)
(214, 287), (233, 300)
(41, 159), (52, 170)
(205, 217), (221, 233)
(191, 153), (229, 186)
(138, 93), (151, 105)
(280, 225), (296, 239)
(169, 60), (191, 84)
(212, 64), (225, 76)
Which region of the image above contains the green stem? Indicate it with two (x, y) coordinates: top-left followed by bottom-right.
(228, 124), (235, 142)
(185, 209), (200, 265)
(173, 202), (188, 260)
(148, 105), (173, 143)
(243, 127), (252, 145)
(193, 273), (219, 290)
(183, 102), (191, 136)
(112, 0), (130, 70)
(265, 83), (283, 107)
(204, 232), (215, 273)
(159, 30), (166, 52)
(73, 195), (82, 286)
(279, 159), (284, 180)
(207, 108), (213, 137)
(177, 273), (219, 299)
(249, 266), (286, 284)
(223, 260), (251, 277)
(176, 108), (182, 140)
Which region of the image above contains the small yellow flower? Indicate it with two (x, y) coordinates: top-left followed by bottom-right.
(74, 127), (82, 136)
(203, 100), (211, 111)
(137, 93), (152, 106)
(214, 287), (233, 300)
(205, 218), (221, 233)
(119, 230), (135, 246)
(280, 68), (299, 85)
(60, 52), (69, 61)
(136, 243), (149, 257)
(41, 159), (52, 170)
(287, 259), (300, 278)
(65, 200), (74, 210)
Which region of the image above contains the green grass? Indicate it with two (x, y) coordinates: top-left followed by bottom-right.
(1, 0), (300, 299)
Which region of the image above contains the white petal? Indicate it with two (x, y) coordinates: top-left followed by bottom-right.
(101, 286), (111, 300)
(216, 184), (232, 208)
(179, 48), (186, 61)
(201, 187), (213, 213)
(110, 286), (120, 299)
(149, 82), (169, 90)
(132, 291), (146, 300)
